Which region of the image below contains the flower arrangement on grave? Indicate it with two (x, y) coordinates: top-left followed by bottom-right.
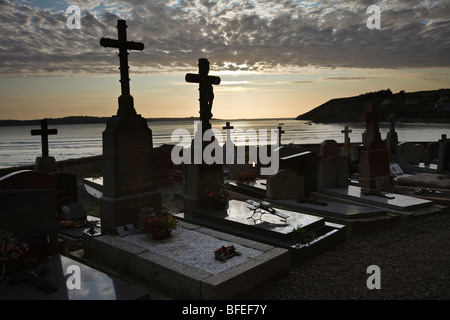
(236, 172), (257, 183)
(214, 245), (241, 262)
(140, 207), (178, 240)
(0, 226), (29, 280)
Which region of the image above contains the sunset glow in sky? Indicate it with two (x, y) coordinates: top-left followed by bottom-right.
(0, 0), (449, 120)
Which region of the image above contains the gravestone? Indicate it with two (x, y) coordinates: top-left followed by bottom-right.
(426, 142), (440, 162)
(53, 172), (78, 219)
(30, 119), (58, 173)
(385, 113), (399, 155)
(266, 169), (304, 200)
(0, 170), (58, 261)
(437, 134), (450, 173)
(341, 126), (352, 158)
(318, 140), (349, 189)
(397, 142), (425, 165)
(183, 58), (224, 213)
(280, 151), (320, 195)
(99, 20), (161, 235)
(358, 101), (391, 190)
(319, 140), (340, 160)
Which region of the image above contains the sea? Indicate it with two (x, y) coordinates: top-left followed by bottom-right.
(0, 118), (449, 169)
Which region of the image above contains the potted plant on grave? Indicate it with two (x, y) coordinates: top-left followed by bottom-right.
(140, 207), (178, 240)
(0, 226), (29, 280)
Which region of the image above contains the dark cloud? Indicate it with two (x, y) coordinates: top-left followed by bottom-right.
(0, 0), (449, 76)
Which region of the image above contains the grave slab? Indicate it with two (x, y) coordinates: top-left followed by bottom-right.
(266, 197), (396, 238)
(177, 200), (346, 265)
(0, 254), (151, 300)
(321, 185), (435, 212)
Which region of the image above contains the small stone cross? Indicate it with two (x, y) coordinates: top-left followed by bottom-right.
(341, 126), (352, 145)
(31, 119), (57, 157)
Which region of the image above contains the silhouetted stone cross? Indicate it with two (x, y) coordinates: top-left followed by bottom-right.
(31, 119), (57, 157)
(341, 126), (352, 145)
(185, 58), (221, 129)
(100, 19), (144, 116)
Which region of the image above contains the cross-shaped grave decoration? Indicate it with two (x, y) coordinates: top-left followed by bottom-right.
(31, 119), (58, 157)
(100, 19), (144, 116)
(185, 58), (221, 130)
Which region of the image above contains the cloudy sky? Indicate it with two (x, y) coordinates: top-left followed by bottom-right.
(0, 0), (449, 120)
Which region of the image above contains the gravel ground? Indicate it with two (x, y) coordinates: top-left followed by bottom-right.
(262, 211), (450, 300)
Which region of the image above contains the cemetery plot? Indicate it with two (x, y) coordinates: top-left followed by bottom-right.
(82, 221), (290, 299)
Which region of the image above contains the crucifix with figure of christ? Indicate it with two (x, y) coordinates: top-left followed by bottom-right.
(100, 19), (144, 116)
(185, 58), (221, 130)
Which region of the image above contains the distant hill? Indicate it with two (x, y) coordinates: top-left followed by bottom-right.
(0, 116), (201, 126)
(296, 88), (450, 123)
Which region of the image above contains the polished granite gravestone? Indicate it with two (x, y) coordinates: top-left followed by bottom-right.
(176, 200), (346, 265)
(0, 254), (151, 300)
(0, 189), (58, 260)
(0, 170), (59, 259)
(226, 176), (401, 238)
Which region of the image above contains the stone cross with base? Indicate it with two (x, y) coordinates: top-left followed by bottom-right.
(341, 125), (352, 158)
(31, 119), (58, 158)
(100, 19), (144, 117)
(185, 58), (221, 130)
(98, 19), (161, 235)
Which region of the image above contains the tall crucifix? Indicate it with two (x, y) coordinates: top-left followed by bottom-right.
(185, 58), (221, 130)
(100, 19), (144, 116)
(31, 119), (58, 157)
